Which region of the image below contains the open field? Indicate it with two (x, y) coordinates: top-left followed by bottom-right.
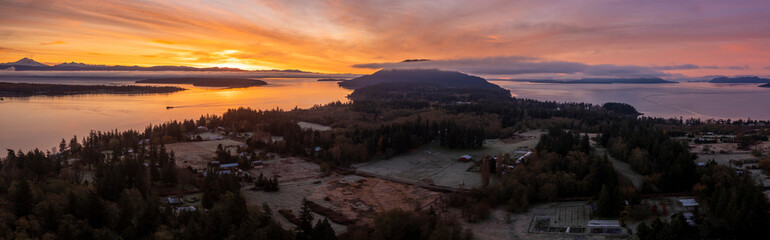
(353, 130), (542, 189)
(165, 139), (243, 170)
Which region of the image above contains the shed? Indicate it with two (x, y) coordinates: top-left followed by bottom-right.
(678, 199), (699, 207)
(167, 197), (183, 205)
(220, 163), (239, 168)
(458, 155), (472, 162)
(587, 220), (620, 227)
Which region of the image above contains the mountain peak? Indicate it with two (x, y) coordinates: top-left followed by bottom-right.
(3, 58), (49, 67)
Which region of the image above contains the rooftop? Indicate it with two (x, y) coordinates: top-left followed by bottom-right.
(587, 220), (621, 227)
(679, 198), (700, 207)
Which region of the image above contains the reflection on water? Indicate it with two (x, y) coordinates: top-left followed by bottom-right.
(0, 78), (351, 150)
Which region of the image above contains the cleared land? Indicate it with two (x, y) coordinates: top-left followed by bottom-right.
(241, 157), (440, 233)
(165, 139), (244, 170)
(353, 130), (542, 189)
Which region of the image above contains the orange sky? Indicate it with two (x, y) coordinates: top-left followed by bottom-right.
(1, 0), (769, 78)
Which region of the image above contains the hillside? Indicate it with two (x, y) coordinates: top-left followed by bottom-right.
(338, 69), (502, 90)
(709, 76), (770, 83)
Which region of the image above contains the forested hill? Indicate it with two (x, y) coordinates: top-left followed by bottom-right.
(709, 76), (770, 83)
(338, 69), (503, 90)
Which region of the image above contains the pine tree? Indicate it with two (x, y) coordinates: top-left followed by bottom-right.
(297, 198), (315, 240)
(312, 218), (338, 240)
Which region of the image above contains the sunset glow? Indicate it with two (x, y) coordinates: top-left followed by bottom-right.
(1, 0), (769, 78)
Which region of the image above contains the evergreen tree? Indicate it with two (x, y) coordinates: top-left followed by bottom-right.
(312, 218), (337, 240)
(297, 198), (315, 240)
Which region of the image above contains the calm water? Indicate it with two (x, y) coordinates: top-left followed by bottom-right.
(1, 76), (352, 151)
(2, 73), (769, 151)
(493, 81), (770, 120)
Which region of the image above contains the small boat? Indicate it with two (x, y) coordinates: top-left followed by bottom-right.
(166, 106), (174, 109)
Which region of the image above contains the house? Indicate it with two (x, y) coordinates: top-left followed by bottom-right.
(167, 197), (183, 205)
(458, 155), (472, 162)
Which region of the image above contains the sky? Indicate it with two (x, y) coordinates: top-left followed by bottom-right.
(1, 0), (769, 79)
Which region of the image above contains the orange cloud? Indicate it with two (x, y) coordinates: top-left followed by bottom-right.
(0, 0), (767, 76)
(40, 40), (67, 45)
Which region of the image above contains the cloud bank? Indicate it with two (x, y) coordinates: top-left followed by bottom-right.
(0, 0), (769, 75)
(352, 56), (754, 78)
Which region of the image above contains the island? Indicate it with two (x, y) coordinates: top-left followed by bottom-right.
(340, 69), (511, 102)
(136, 77), (267, 88)
(508, 77), (676, 84)
(760, 83), (770, 88)
(708, 76), (770, 83)
(0, 82), (184, 97)
(339, 69), (504, 89)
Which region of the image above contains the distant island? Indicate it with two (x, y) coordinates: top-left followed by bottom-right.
(0, 82), (184, 96)
(708, 76), (770, 84)
(317, 78), (347, 82)
(136, 78), (267, 88)
(0, 58), (315, 74)
(508, 78), (676, 84)
(760, 83), (770, 88)
(341, 69), (511, 102)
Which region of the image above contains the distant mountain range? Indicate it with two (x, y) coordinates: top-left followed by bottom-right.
(508, 78), (676, 84)
(338, 69), (502, 89)
(708, 76), (770, 84)
(0, 58), (303, 73)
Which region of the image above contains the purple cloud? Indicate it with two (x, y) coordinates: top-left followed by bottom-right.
(353, 56), (678, 78)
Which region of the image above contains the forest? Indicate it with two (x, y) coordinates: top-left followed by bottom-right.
(1, 82), (769, 239)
